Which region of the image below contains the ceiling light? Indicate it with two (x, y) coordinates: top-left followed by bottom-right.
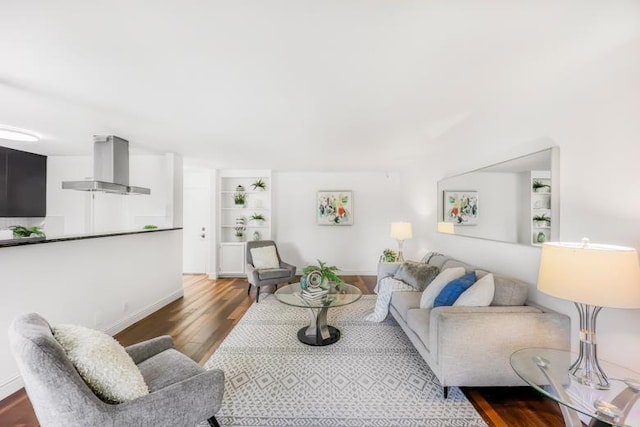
(0, 125), (40, 142)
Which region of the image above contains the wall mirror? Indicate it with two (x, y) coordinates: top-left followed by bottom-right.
(437, 148), (559, 246)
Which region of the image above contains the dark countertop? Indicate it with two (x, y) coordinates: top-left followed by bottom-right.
(0, 227), (183, 248)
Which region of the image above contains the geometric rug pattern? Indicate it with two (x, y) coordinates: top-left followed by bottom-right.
(203, 295), (487, 426)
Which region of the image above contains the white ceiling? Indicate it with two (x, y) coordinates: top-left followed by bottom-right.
(0, 1), (638, 170)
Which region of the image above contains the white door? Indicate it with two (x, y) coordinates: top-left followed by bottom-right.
(183, 186), (210, 273)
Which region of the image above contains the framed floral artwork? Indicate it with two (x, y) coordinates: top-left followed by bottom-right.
(443, 191), (478, 225)
(317, 191), (353, 225)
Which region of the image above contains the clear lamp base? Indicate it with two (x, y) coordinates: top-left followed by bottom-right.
(570, 303), (610, 390)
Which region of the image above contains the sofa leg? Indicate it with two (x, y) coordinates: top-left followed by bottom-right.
(207, 416), (221, 427)
(247, 283), (251, 295)
(443, 386), (449, 399)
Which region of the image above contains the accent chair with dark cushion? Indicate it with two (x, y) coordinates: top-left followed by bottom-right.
(246, 240), (296, 302)
(8, 313), (225, 427)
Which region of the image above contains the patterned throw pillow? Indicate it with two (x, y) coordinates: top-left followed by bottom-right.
(433, 271), (477, 307)
(53, 324), (149, 403)
(393, 261), (440, 291)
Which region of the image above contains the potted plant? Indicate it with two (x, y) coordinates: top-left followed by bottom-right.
(532, 214), (551, 227)
(532, 179), (551, 193)
(234, 192), (247, 207)
(301, 259), (344, 289)
(10, 225), (45, 238)
(235, 226), (246, 241)
(251, 178), (266, 191)
(249, 213), (266, 225)
(381, 248), (398, 263)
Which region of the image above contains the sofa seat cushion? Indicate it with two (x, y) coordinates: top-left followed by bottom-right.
(390, 291), (421, 320)
(406, 308), (431, 350)
(137, 349), (203, 392)
(257, 268), (289, 280)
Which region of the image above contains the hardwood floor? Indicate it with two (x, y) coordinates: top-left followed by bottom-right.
(0, 275), (564, 427)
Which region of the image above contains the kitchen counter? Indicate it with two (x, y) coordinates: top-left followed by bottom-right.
(0, 227), (182, 248)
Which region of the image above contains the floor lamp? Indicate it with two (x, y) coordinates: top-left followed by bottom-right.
(537, 238), (640, 389)
(390, 222), (412, 262)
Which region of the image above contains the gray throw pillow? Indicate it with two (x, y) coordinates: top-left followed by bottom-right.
(393, 261), (440, 291)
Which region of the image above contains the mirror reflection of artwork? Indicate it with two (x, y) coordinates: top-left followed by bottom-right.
(444, 191), (478, 225)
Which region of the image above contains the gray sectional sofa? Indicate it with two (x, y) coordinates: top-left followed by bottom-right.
(377, 252), (570, 397)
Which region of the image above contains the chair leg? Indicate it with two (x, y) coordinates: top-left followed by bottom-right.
(274, 283), (278, 290)
(247, 283), (252, 295)
(443, 386), (449, 399)
(207, 416), (221, 427)
(256, 289), (260, 303)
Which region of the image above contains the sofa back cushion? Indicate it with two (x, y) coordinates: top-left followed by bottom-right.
(393, 261), (440, 291)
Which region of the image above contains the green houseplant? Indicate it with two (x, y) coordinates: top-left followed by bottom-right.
(301, 259), (344, 289)
(251, 178), (266, 191)
(234, 192), (247, 206)
(235, 226), (246, 240)
(532, 214), (551, 227)
(381, 248), (398, 262)
(11, 225), (45, 238)
(532, 179), (551, 192)
(143, 224), (158, 230)
(249, 213), (266, 224)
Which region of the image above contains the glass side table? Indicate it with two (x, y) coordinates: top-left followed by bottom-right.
(275, 282), (362, 346)
(511, 348), (640, 427)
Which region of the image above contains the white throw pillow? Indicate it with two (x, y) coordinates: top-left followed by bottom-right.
(53, 324), (149, 403)
(454, 273), (495, 307)
(250, 245), (280, 269)
(419, 267), (466, 309)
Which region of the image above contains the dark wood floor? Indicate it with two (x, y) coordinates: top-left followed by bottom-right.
(0, 275), (565, 427)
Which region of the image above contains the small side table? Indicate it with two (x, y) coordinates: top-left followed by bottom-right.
(511, 348), (640, 427)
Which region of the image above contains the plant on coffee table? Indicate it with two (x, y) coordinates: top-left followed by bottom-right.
(302, 259), (344, 289)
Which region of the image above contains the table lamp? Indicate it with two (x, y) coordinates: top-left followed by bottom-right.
(537, 238), (640, 389)
(390, 222), (412, 262)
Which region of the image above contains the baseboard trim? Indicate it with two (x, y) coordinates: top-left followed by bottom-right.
(0, 375), (23, 401)
(103, 289), (184, 336)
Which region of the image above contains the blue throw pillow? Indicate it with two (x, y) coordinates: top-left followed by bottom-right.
(433, 271), (477, 307)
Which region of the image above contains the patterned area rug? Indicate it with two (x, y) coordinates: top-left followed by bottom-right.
(203, 295), (487, 427)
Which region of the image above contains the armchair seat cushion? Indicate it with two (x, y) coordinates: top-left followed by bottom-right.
(137, 348), (203, 392)
(258, 268), (292, 280)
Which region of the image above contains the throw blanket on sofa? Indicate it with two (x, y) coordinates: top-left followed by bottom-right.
(365, 277), (414, 322)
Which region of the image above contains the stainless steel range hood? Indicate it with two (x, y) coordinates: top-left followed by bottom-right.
(62, 135), (151, 195)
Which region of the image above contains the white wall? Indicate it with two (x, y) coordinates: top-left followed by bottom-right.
(273, 171), (408, 274)
(402, 38), (640, 371)
(0, 229), (184, 399)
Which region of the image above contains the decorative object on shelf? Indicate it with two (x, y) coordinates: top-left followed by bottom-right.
(300, 259), (344, 290)
(537, 238), (640, 390)
(235, 185), (245, 192)
(142, 224), (158, 230)
(390, 223), (412, 262)
(532, 214), (551, 227)
(250, 178), (266, 191)
(234, 191), (247, 207)
(252, 231), (261, 241)
(381, 248), (398, 263)
(532, 179), (551, 192)
(317, 191), (353, 226)
(249, 213), (266, 225)
(536, 232), (546, 243)
(234, 226), (246, 241)
(10, 225), (45, 238)
(235, 216), (246, 225)
(443, 191), (478, 225)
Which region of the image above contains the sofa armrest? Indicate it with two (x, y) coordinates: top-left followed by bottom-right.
(126, 336), (175, 365)
(375, 262), (402, 293)
(429, 306), (570, 386)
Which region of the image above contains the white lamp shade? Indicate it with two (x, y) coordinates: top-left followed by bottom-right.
(390, 222), (412, 240)
(537, 241), (640, 308)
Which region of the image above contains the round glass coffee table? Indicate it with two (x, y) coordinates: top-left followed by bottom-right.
(274, 282), (362, 346)
(511, 348), (640, 426)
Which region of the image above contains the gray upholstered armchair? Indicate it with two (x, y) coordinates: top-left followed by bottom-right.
(246, 240), (296, 302)
(8, 313), (225, 427)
